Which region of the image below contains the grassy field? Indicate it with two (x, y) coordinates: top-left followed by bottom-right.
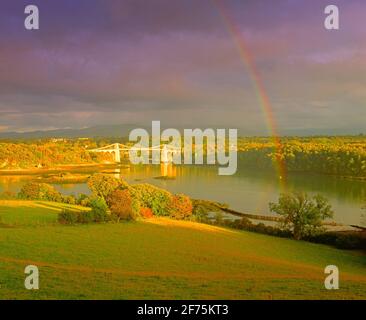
(0, 200), (365, 299)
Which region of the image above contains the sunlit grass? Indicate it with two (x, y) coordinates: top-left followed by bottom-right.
(0, 201), (365, 299)
(0, 200), (89, 227)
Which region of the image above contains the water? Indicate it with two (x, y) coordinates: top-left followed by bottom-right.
(0, 161), (365, 226)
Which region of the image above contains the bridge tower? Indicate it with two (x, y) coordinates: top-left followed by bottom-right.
(114, 143), (121, 163)
(161, 145), (169, 163)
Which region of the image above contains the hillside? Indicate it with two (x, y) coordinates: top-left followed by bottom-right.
(0, 200), (365, 299)
(0, 141), (114, 169)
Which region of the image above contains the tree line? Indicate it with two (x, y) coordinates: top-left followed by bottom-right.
(237, 136), (366, 178)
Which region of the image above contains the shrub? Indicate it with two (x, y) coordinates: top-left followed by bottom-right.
(77, 210), (96, 224)
(57, 196), (109, 225)
(18, 182), (62, 202)
(229, 217), (252, 229)
(167, 194), (193, 220)
(191, 199), (227, 219)
(131, 197), (141, 217)
(269, 192), (333, 240)
(61, 195), (76, 205)
(107, 189), (135, 221)
(214, 212), (224, 224)
(221, 217), (292, 238)
(58, 209), (79, 224)
(77, 194), (93, 207)
(46, 188), (63, 202)
(305, 232), (366, 250)
(215, 215), (364, 250)
(18, 182), (40, 200)
(0, 191), (17, 200)
(76, 193), (89, 205)
(140, 207), (154, 219)
(89, 196), (109, 222)
(129, 183), (173, 216)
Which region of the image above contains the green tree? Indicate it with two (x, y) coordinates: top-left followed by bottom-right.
(129, 183), (172, 216)
(89, 196), (109, 222)
(87, 174), (127, 200)
(269, 192), (333, 240)
(18, 182), (62, 202)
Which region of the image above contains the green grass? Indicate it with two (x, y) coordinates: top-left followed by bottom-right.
(0, 200), (89, 227)
(0, 200), (365, 299)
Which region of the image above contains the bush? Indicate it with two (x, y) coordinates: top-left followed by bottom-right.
(76, 194), (89, 206)
(216, 217), (292, 238)
(140, 207), (154, 219)
(58, 209), (79, 224)
(191, 199), (227, 221)
(168, 194), (193, 220)
(0, 191), (17, 200)
(77, 210), (96, 224)
(18, 182), (62, 202)
(107, 189), (135, 221)
(306, 232), (366, 250)
(130, 196), (141, 217)
(129, 183), (173, 216)
(228, 217), (252, 229)
(213, 216), (363, 250)
(89, 196), (109, 222)
(61, 195), (76, 205)
(58, 208), (109, 225)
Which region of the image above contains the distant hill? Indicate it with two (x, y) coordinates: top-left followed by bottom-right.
(0, 124), (364, 139)
(0, 124), (145, 139)
(0, 124), (242, 139)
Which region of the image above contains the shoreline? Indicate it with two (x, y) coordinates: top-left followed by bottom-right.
(219, 206), (364, 232)
(1, 163), (365, 181)
(0, 163), (364, 230)
(0, 163), (124, 176)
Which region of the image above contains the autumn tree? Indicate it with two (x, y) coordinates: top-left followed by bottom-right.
(168, 194), (193, 220)
(18, 182), (62, 202)
(107, 189), (134, 222)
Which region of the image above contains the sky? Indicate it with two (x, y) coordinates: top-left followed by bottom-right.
(0, 0), (365, 135)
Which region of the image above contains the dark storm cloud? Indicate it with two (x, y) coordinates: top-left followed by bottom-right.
(0, 0), (365, 133)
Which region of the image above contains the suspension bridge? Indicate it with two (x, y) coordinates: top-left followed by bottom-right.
(87, 143), (181, 163)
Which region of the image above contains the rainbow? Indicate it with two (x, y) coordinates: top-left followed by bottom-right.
(212, 0), (287, 189)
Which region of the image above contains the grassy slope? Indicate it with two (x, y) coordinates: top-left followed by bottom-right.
(0, 200), (365, 300)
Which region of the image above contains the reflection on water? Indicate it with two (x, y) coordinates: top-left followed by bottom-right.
(114, 168), (121, 179)
(160, 163), (177, 178)
(0, 160), (365, 226)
